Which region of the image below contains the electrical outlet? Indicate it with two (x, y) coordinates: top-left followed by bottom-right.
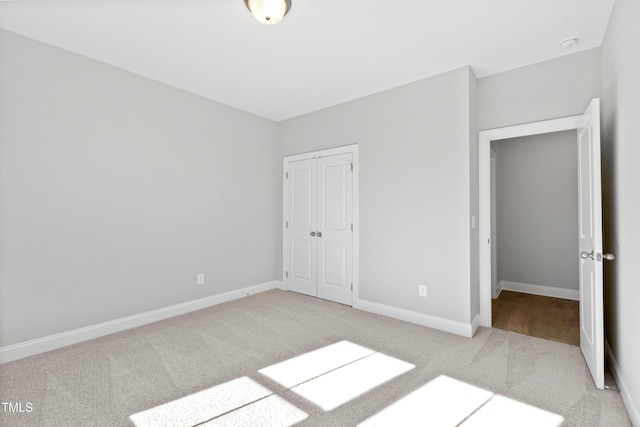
(197, 273), (205, 285)
(418, 285), (427, 298)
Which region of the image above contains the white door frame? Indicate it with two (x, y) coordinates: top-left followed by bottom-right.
(282, 144), (359, 304)
(478, 116), (581, 327)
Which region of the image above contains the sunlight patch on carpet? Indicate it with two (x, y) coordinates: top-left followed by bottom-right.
(359, 375), (492, 426)
(259, 340), (415, 411)
(129, 376), (306, 427)
(359, 375), (564, 427)
(200, 394), (307, 426)
(460, 394), (564, 427)
(289, 352), (414, 410)
(258, 340), (375, 388)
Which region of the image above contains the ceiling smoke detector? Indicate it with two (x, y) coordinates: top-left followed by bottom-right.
(559, 37), (579, 48)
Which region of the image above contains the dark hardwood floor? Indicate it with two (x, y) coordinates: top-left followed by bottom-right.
(492, 290), (580, 346)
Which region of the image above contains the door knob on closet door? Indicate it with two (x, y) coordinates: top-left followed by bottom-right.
(580, 251), (594, 260)
(310, 231), (316, 237)
(317, 232), (322, 237)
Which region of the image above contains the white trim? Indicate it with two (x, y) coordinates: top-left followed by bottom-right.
(470, 313), (481, 336)
(479, 115), (582, 327)
(354, 298), (475, 338)
(481, 116), (582, 142)
(282, 156), (289, 290)
(606, 340), (640, 426)
(499, 280), (579, 301)
(0, 281), (283, 364)
(282, 144), (359, 306)
(283, 144), (359, 163)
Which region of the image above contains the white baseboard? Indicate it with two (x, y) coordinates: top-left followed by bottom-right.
(606, 340), (640, 426)
(470, 313), (481, 337)
(493, 281), (502, 299)
(493, 288), (502, 299)
(354, 298), (474, 338)
(499, 280), (579, 301)
(0, 280), (283, 364)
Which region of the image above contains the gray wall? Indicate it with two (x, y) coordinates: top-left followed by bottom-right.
(278, 67), (474, 324)
(477, 48), (601, 131)
(0, 30), (280, 347)
(495, 131), (578, 290)
(600, 0), (640, 421)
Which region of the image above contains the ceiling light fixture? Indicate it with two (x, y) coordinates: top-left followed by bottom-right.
(559, 37), (579, 48)
(244, 0), (291, 25)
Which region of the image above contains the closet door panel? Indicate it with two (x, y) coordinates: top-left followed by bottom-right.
(286, 159), (317, 297)
(316, 153), (353, 305)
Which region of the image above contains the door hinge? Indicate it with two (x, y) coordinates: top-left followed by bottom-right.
(286, 221), (288, 228)
(350, 163), (353, 172)
(286, 172), (288, 179)
(351, 223), (353, 231)
(286, 271), (288, 278)
(351, 283), (353, 291)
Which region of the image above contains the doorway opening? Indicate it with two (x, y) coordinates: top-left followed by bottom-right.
(489, 130), (580, 346)
(479, 99), (606, 389)
(479, 115), (584, 328)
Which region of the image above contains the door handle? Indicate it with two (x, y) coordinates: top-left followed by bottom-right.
(580, 251), (616, 261)
(317, 232), (322, 238)
(580, 251), (594, 260)
(310, 231), (316, 237)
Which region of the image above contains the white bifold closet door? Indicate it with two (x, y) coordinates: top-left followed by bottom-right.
(286, 153), (353, 306)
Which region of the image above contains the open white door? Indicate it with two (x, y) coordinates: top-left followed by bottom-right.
(577, 98), (605, 390)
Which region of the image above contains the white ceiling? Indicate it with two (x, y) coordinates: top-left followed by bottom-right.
(0, 0), (615, 121)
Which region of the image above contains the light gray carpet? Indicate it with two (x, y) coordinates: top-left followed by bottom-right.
(0, 289), (631, 426)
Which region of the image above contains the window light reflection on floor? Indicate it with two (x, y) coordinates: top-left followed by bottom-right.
(129, 376), (307, 427)
(291, 352), (415, 410)
(359, 375), (564, 427)
(129, 343), (561, 426)
(200, 394), (307, 426)
(258, 340), (376, 388)
(259, 340), (415, 411)
(460, 394), (564, 427)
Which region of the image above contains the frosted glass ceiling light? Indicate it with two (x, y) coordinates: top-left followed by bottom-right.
(244, 0), (291, 25)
